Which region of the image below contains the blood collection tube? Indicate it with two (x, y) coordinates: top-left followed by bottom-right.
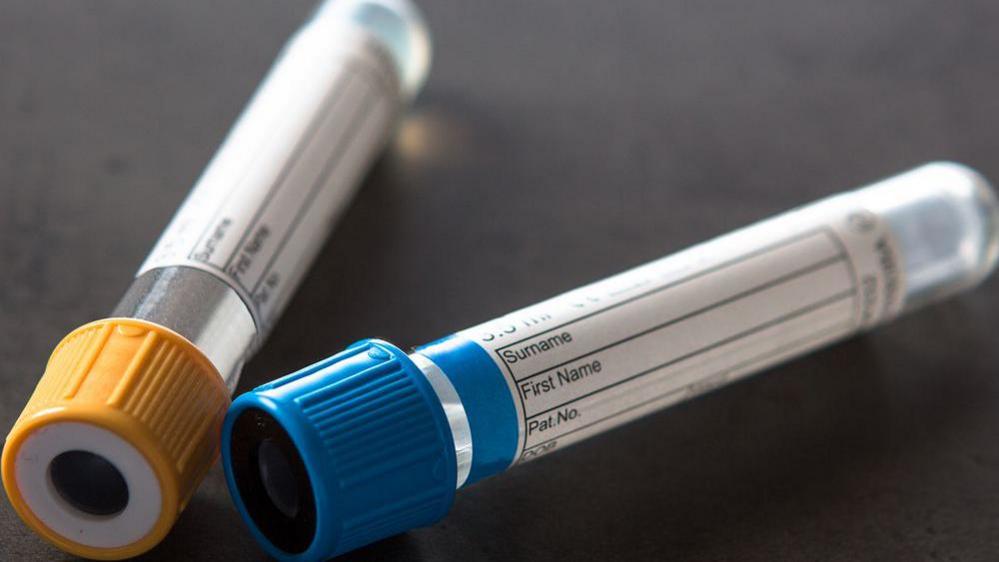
(1, 0), (430, 558)
(222, 162), (998, 561)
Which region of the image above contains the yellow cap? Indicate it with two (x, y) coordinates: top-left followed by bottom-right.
(2, 318), (230, 559)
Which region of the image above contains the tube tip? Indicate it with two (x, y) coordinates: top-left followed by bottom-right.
(313, 0), (432, 100)
(1, 318), (229, 559)
(857, 161), (999, 309)
(923, 161), (999, 280)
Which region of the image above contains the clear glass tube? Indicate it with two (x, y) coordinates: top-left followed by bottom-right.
(1, 1), (433, 558)
(222, 162), (999, 561)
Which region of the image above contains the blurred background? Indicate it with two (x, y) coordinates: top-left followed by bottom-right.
(3, 0), (999, 559)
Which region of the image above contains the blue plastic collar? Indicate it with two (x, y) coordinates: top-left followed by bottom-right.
(417, 334), (519, 483)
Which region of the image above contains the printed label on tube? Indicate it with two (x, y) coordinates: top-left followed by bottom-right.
(457, 195), (906, 463)
(138, 27), (398, 331)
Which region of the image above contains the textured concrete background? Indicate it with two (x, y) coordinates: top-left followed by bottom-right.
(2, 1), (999, 560)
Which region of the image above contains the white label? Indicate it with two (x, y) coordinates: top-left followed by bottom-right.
(139, 25), (398, 331)
(457, 194), (905, 463)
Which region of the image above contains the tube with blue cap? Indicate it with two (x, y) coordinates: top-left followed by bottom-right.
(222, 162), (999, 561)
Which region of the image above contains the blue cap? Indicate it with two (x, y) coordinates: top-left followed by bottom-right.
(221, 339), (457, 561)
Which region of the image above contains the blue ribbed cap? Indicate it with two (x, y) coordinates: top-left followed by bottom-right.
(221, 339), (457, 561)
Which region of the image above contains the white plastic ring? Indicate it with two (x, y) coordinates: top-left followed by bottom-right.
(13, 421), (162, 548)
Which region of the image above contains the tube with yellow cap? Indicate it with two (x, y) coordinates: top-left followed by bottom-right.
(1, 0), (431, 558)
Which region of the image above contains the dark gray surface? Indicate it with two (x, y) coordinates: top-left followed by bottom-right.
(3, 0), (999, 560)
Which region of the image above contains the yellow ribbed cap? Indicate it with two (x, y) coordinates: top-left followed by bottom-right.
(2, 318), (230, 559)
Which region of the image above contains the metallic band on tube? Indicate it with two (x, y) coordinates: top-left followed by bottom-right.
(113, 266), (258, 391)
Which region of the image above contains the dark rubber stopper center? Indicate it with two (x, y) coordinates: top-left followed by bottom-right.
(49, 450), (129, 516)
(258, 438), (301, 519)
